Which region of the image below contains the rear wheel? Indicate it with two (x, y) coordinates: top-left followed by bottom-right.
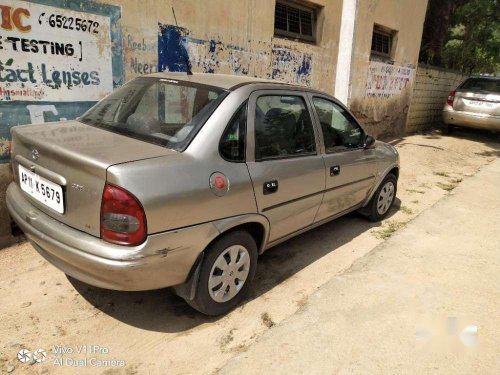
(365, 174), (397, 222)
(186, 230), (258, 316)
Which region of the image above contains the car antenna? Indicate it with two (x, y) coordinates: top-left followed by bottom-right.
(172, 6), (193, 75)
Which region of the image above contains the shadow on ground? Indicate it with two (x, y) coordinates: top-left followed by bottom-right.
(399, 126), (500, 151)
(69, 205), (401, 333)
(50, 126), (500, 333)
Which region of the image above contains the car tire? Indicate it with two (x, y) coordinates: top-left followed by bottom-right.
(364, 174), (397, 222)
(186, 230), (258, 316)
(445, 124), (454, 134)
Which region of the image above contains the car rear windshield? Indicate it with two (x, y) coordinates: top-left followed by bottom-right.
(460, 78), (500, 93)
(79, 78), (227, 150)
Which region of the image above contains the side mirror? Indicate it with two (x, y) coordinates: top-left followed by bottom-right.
(364, 135), (376, 149)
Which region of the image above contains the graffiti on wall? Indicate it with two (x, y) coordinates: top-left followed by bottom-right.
(365, 61), (415, 98)
(125, 32), (157, 76)
(271, 46), (312, 86)
(0, 0), (122, 163)
(156, 24), (313, 86)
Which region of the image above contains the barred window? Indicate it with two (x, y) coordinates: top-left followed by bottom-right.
(371, 27), (394, 57)
(274, 1), (316, 42)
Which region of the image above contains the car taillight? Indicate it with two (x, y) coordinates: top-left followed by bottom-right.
(100, 184), (147, 246)
(447, 90), (456, 106)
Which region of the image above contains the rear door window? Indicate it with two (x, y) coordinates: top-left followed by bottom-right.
(254, 95), (316, 160)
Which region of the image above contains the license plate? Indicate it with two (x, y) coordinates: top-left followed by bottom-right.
(464, 99), (494, 108)
(18, 165), (64, 214)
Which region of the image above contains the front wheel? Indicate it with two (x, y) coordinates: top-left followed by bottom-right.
(186, 230), (258, 316)
(364, 174), (397, 222)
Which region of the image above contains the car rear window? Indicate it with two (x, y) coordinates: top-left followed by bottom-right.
(460, 78), (500, 93)
(79, 78), (227, 151)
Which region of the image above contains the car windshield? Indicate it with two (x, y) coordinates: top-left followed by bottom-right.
(460, 78), (500, 93)
(79, 78), (227, 150)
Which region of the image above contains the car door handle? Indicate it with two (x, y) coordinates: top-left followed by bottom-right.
(263, 180), (278, 195)
(330, 165), (340, 176)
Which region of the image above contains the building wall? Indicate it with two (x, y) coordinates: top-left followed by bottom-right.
(406, 64), (467, 133)
(349, 0), (428, 138)
(119, 0), (342, 90)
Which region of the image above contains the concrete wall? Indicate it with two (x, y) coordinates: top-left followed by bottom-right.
(406, 64), (467, 133)
(349, 0), (428, 138)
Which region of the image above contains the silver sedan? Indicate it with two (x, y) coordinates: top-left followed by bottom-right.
(7, 73), (399, 315)
(443, 76), (500, 133)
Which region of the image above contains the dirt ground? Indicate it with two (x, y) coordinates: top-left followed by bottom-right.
(0, 128), (499, 375)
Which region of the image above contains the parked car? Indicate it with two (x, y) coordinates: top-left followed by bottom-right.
(7, 73), (399, 315)
(443, 76), (500, 133)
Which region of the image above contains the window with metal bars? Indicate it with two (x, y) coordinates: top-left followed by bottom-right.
(371, 28), (393, 58)
(274, 1), (316, 42)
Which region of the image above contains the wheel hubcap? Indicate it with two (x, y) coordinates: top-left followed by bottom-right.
(208, 245), (250, 303)
(377, 181), (395, 215)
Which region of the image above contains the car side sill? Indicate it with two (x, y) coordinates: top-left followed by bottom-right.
(263, 202), (364, 251)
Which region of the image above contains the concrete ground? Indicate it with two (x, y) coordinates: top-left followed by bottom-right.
(218, 155), (500, 375)
(0, 129), (499, 374)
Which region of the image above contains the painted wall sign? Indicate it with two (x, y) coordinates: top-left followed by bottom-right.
(0, 0), (113, 102)
(365, 61), (415, 98)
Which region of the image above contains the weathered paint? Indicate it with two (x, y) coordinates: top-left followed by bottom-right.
(0, 0), (123, 163)
(0, 0), (113, 102)
(158, 24), (191, 73)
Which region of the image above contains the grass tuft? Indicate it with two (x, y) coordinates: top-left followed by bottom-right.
(434, 171), (450, 177)
(400, 206), (414, 215)
(372, 221), (407, 240)
(406, 189), (425, 194)
(436, 182), (456, 191)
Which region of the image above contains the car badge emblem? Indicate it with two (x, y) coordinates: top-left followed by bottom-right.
(31, 149), (40, 160)
(210, 172), (230, 196)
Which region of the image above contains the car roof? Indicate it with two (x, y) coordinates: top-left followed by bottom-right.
(147, 71), (307, 91)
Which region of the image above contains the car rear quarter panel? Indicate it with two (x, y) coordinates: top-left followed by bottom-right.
(106, 89), (259, 235)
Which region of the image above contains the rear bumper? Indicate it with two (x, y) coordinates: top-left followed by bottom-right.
(6, 183), (219, 291)
(443, 109), (500, 130)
